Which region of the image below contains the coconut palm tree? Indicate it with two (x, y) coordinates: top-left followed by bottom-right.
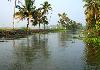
(41, 1), (52, 15)
(83, 0), (100, 36)
(31, 8), (43, 30)
(32, 1), (52, 30)
(41, 1), (52, 30)
(58, 12), (70, 29)
(42, 16), (48, 30)
(10, 0), (52, 32)
(15, 0), (36, 34)
(83, 0), (100, 35)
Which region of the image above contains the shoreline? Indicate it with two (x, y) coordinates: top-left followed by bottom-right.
(0, 29), (66, 39)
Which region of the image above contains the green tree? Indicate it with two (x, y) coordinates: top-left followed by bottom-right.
(58, 12), (70, 29)
(32, 8), (43, 29)
(15, 0), (36, 34)
(58, 12), (82, 31)
(41, 1), (52, 30)
(32, 1), (52, 30)
(83, 0), (100, 36)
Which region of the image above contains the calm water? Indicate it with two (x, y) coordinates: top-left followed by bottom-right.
(0, 32), (100, 70)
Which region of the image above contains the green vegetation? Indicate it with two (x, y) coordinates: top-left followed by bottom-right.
(84, 37), (100, 46)
(13, 0), (52, 31)
(83, 0), (100, 37)
(5, 0), (83, 38)
(0, 28), (67, 39)
(0, 0), (83, 39)
(83, 0), (100, 45)
(58, 12), (83, 31)
(7, 0), (52, 35)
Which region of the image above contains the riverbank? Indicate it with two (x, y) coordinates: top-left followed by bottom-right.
(0, 28), (66, 39)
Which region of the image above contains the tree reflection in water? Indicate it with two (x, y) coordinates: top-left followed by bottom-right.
(84, 43), (100, 70)
(9, 33), (49, 70)
(58, 31), (76, 47)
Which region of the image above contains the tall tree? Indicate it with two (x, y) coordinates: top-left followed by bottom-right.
(8, 0), (18, 29)
(58, 12), (82, 31)
(41, 1), (52, 30)
(83, 0), (100, 36)
(15, 0), (35, 34)
(32, 1), (52, 30)
(58, 12), (70, 29)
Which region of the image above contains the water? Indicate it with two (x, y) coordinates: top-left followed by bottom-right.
(0, 32), (100, 70)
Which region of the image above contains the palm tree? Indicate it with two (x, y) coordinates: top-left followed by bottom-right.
(8, 0), (18, 29)
(31, 8), (43, 30)
(83, 0), (100, 36)
(41, 1), (52, 30)
(41, 1), (52, 15)
(42, 16), (48, 30)
(32, 1), (52, 30)
(15, 0), (36, 34)
(58, 12), (70, 29)
(9, 0), (52, 32)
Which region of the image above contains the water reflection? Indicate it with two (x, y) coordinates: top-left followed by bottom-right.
(58, 31), (76, 47)
(0, 32), (91, 70)
(84, 43), (100, 69)
(59, 32), (70, 41)
(9, 34), (49, 70)
(58, 32), (69, 47)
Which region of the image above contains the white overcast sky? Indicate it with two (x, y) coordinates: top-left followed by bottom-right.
(0, 0), (86, 28)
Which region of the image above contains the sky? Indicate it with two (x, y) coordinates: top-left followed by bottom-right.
(0, 0), (86, 28)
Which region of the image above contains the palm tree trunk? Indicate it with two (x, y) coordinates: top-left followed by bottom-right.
(27, 18), (29, 35)
(12, 17), (15, 29)
(44, 23), (45, 30)
(13, 0), (17, 29)
(93, 9), (96, 27)
(39, 23), (40, 32)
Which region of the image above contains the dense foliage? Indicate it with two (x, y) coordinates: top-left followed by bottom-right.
(83, 0), (100, 37)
